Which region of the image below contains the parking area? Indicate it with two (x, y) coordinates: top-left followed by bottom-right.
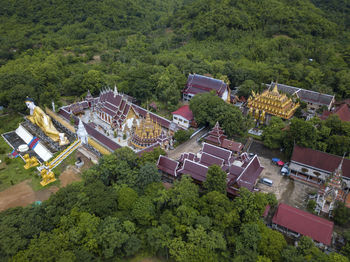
(257, 157), (318, 210)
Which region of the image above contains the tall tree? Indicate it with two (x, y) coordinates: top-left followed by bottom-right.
(204, 165), (227, 194)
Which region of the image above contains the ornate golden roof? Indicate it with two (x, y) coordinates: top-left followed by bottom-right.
(247, 85), (299, 120)
(131, 112), (162, 148)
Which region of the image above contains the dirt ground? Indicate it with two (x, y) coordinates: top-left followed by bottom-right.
(0, 180), (58, 212)
(0, 152), (93, 212)
(257, 157), (317, 210)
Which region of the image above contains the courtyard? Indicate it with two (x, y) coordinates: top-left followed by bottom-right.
(257, 156), (318, 210)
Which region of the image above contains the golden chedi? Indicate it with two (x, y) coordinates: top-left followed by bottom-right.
(247, 84), (299, 122)
(25, 98), (69, 146)
(130, 112), (162, 149)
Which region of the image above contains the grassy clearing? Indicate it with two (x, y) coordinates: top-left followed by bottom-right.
(0, 139), (36, 191)
(0, 113), (36, 191)
(0, 112), (24, 134)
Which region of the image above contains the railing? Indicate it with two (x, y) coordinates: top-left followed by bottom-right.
(48, 140), (81, 169)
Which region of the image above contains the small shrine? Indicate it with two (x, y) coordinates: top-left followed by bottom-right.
(204, 122), (243, 154)
(130, 112), (167, 149)
(247, 83), (299, 123)
(315, 157), (347, 217)
(204, 122), (227, 146)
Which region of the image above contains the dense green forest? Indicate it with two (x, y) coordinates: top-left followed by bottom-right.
(1, 1), (350, 260)
(0, 147), (348, 261)
(0, 0), (349, 113)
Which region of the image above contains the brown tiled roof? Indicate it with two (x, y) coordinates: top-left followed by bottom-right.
(157, 155), (178, 177)
(291, 145), (350, 178)
(272, 203), (333, 246)
(221, 139), (243, 152)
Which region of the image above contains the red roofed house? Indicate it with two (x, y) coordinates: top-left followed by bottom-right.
(172, 105), (194, 129)
(183, 74), (231, 103)
(272, 203), (334, 248)
(289, 145), (350, 189)
(320, 104), (350, 122)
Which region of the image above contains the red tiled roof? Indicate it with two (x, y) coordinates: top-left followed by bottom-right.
(83, 123), (121, 151)
(321, 104), (350, 121)
(205, 135), (222, 145)
(334, 104), (350, 121)
(229, 164), (244, 176)
(178, 159), (208, 182)
(157, 155), (178, 177)
(202, 143), (232, 163)
(272, 203), (333, 246)
(263, 205), (270, 217)
(200, 152), (224, 167)
(237, 155), (263, 191)
(132, 105), (183, 130)
(183, 74), (228, 97)
(221, 139), (243, 152)
(291, 145), (350, 178)
(171, 105), (193, 121)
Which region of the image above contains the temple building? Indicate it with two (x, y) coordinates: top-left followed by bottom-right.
(289, 145), (350, 189)
(157, 142), (263, 197)
(204, 122), (243, 155)
(130, 112), (168, 149)
(58, 86), (180, 155)
(270, 82), (334, 111)
(182, 74), (231, 103)
(315, 158), (347, 217)
(247, 83), (299, 123)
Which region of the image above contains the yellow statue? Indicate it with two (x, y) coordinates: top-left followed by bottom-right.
(25, 98), (69, 146)
(23, 154), (39, 169)
(40, 168), (56, 186)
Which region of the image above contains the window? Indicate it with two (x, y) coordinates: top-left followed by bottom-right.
(174, 117), (178, 120)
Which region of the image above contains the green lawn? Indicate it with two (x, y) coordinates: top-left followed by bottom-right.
(0, 139), (36, 191)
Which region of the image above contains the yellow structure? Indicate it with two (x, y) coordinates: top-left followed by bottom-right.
(247, 84), (299, 122)
(23, 154), (39, 169)
(25, 98), (69, 146)
(40, 168), (56, 186)
(130, 112), (162, 149)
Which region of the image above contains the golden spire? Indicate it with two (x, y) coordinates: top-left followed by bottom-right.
(272, 83), (279, 94)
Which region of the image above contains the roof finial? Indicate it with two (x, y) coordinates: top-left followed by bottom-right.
(114, 84), (118, 97)
(337, 152), (347, 171)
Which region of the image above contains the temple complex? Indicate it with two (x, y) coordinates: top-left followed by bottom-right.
(247, 83), (299, 123)
(57, 87), (180, 154)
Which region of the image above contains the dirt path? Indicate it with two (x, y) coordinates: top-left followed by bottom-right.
(167, 128), (207, 160)
(0, 165), (82, 212)
(0, 180), (58, 212)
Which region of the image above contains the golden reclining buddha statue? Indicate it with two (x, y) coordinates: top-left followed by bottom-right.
(25, 97), (69, 146)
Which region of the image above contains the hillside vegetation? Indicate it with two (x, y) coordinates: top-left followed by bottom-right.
(0, 0), (349, 113)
